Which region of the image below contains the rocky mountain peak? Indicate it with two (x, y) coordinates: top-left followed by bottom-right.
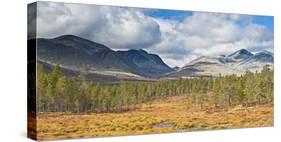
(227, 49), (253, 60)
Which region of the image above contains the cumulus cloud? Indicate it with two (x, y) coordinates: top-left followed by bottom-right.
(35, 2), (273, 67)
(147, 12), (273, 67)
(91, 9), (161, 49)
(36, 2), (161, 49)
(180, 13), (242, 43)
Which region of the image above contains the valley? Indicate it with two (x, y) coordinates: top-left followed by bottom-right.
(36, 95), (273, 140)
(30, 35), (274, 140)
(27, 3), (275, 141)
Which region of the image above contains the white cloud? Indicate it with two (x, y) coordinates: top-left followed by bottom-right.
(180, 12), (242, 43)
(37, 2), (161, 49)
(147, 12), (273, 67)
(243, 23), (273, 41)
(36, 2), (273, 68)
(145, 18), (194, 67)
(91, 9), (161, 49)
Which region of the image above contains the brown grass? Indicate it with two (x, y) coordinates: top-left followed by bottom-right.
(35, 95), (273, 140)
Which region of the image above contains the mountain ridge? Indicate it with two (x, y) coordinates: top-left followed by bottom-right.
(168, 49), (273, 77)
(34, 35), (273, 80)
(36, 35), (173, 79)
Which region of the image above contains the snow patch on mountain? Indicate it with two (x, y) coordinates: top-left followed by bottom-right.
(168, 49), (273, 77)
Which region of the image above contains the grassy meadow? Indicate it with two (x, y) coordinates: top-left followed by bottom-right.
(29, 64), (274, 140)
(36, 95), (273, 140)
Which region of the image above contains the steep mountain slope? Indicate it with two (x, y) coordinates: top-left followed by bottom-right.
(168, 49), (273, 77)
(237, 51), (273, 72)
(227, 49), (254, 62)
(36, 35), (173, 78)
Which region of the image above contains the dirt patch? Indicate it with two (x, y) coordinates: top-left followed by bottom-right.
(153, 121), (176, 129)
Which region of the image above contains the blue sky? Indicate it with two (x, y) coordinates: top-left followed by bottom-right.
(252, 16), (274, 31)
(147, 9), (192, 21)
(148, 9), (273, 31)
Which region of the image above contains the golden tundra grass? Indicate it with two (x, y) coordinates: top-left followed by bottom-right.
(36, 95), (273, 140)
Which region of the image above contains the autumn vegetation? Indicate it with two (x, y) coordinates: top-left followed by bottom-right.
(34, 64), (274, 140)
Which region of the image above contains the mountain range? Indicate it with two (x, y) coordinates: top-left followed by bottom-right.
(167, 49), (273, 77)
(34, 35), (273, 81)
(36, 35), (173, 81)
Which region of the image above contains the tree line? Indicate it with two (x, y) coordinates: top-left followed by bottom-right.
(36, 64), (273, 112)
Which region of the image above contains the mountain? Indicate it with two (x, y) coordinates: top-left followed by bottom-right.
(167, 49), (273, 77)
(36, 35), (173, 79)
(172, 66), (180, 71)
(227, 49), (253, 62)
(237, 51), (274, 71)
(34, 35), (273, 79)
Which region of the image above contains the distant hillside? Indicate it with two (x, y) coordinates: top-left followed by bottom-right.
(167, 49), (273, 77)
(33, 35), (273, 79)
(36, 35), (173, 79)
